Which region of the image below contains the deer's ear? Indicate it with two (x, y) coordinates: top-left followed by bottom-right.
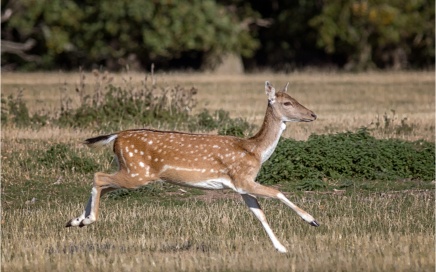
(282, 82), (289, 93)
(265, 81), (276, 102)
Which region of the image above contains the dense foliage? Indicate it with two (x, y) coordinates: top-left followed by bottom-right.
(258, 129), (435, 185)
(2, 0), (434, 70)
(2, 0), (257, 70)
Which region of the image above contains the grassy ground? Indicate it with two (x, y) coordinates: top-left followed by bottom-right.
(1, 71), (435, 271)
(2, 191), (434, 271)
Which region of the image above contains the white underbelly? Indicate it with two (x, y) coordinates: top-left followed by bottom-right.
(169, 178), (237, 191)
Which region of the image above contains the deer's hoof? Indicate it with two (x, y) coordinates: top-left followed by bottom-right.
(310, 220), (320, 227)
(65, 219), (73, 228)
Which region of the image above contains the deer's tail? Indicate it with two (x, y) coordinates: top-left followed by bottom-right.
(83, 134), (118, 149)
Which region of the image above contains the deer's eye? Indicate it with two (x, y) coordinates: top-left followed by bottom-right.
(283, 102), (292, 106)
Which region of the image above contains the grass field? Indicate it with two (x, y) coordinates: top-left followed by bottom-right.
(1, 71), (435, 271)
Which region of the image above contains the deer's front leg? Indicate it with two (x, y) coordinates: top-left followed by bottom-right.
(242, 181), (319, 227)
(241, 194), (288, 253)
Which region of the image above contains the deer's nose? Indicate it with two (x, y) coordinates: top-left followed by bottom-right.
(311, 113), (317, 120)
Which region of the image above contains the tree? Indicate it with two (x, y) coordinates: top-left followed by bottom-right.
(309, 0), (435, 70)
(1, 0), (258, 70)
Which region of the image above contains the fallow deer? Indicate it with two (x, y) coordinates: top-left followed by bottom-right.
(66, 81), (318, 253)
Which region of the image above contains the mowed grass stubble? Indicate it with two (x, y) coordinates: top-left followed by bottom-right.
(2, 192), (434, 271)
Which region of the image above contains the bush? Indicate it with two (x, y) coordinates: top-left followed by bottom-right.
(0, 91), (49, 128)
(190, 109), (255, 136)
(20, 143), (100, 174)
(258, 129), (435, 184)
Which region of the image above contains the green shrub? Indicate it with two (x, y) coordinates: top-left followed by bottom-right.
(57, 84), (193, 131)
(19, 143), (100, 174)
(258, 129), (435, 185)
(189, 109), (255, 136)
(1, 92), (49, 128)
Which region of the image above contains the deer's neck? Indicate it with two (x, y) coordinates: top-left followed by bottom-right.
(249, 104), (286, 164)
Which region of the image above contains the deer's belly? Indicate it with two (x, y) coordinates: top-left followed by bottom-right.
(168, 178), (237, 191)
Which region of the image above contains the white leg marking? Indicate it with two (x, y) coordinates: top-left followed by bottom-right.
(81, 187), (98, 225)
(277, 193), (315, 223)
(68, 194), (92, 227)
(241, 194), (288, 253)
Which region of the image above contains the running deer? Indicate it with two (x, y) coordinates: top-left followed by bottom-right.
(66, 81), (318, 253)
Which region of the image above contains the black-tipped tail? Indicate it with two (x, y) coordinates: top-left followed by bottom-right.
(84, 134), (118, 149)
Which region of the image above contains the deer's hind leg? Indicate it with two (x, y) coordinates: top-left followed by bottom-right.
(65, 171), (153, 228)
(65, 172), (117, 227)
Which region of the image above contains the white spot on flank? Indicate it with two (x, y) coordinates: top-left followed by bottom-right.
(140, 151), (144, 155)
(148, 140), (153, 145)
(131, 173), (139, 177)
(129, 152), (133, 157)
(134, 149), (138, 153)
(139, 162), (145, 168)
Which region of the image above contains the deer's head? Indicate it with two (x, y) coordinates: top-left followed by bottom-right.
(265, 81), (317, 123)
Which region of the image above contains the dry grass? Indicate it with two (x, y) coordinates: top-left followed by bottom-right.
(1, 71), (434, 141)
(2, 192), (434, 272)
(1, 71), (435, 271)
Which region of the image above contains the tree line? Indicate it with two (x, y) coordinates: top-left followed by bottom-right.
(1, 0), (434, 71)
